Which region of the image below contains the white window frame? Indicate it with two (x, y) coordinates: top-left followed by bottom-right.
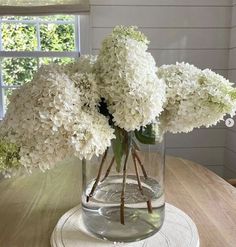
(0, 14), (90, 119)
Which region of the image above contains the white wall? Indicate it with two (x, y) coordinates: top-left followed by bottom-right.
(225, 0), (236, 178)
(89, 0), (232, 176)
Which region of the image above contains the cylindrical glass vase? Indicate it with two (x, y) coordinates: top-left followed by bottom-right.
(81, 132), (165, 243)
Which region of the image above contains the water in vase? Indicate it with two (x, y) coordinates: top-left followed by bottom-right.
(82, 174), (165, 243)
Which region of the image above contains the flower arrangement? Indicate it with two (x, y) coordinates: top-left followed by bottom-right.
(0, 26), (236, 177)
(1, 25), (236, 224)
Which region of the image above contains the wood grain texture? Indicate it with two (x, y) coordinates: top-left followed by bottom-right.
(0, 156), (235, 247)
(165, 157), (236, 247)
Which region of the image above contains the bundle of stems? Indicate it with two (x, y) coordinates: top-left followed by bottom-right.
(86, 137), (153, 225)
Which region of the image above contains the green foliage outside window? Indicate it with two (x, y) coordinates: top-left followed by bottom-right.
(1, 15), (76, 88)
(40, 24), (75, 52)
(2, 58), (38, 86)
(2, 23), (37, 51)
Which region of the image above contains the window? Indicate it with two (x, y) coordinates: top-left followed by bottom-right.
(0, 15), (81, 119)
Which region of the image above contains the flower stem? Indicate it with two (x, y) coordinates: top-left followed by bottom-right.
(132, 151), (143, 193)
(132, 150), (153, 214)
(82, 158), (87, 190)
(85, 135), (152, 224)
(86, 149), (108, 202)
(100, 156), (115, 182)
(132, 139), (141, 151)
(133, 149), (148, 179)
(120, 148), (130, 225)
(147, 199), (153, 214)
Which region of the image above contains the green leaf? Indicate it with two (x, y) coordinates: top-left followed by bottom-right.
(135, 124), (156, 145)
(111, 127), (126, 173)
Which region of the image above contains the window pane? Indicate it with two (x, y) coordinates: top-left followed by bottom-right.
(0, 16), (37, 21)
(1, 24), (37, 51)
(52, 57), (75, 65)
(39, 57), (53, 66)
(2, 58), (37, 86)
(39, 57), (75, 66)
(39, 15), (74, 21)
(40, 24), (75, 51)
(0, 14), (78, 118)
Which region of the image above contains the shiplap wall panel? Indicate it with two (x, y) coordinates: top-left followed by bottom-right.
(91, 6), (231, 28)
(224, 167), (236, 179)
(228, 117), (236, 133)
(228, 69), (236, 79)
(151, 50), (229, 69)
(226, 130), (236, 152)
(228, 48), (236, 69)
(225, 149), (236, 173)
(214, 70), (229, 78)
(229, 28), (236, 49)
(205, 120), (228, 128)
(166, 147), (224, 166)
(92, 49), (229, 70)
(90, 0), (232, 6)
(225, 116), (236, 133)
(92, 28), (230, 49)
(231, 5), (236, 27)
(206, 166), (224, 176)
(225, 3), (236, 175)
(90, 0), (230, 174)
(165, 129), (226, 148)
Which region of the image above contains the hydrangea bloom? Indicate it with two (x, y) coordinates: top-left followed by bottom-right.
(66, 55), (100, 110)
(65, 55), (97, 74)
(0, 62), (114, 173)
(95, 26), (166, 131)
(1, 26), (236, 177)
(157, 62), (236, 133)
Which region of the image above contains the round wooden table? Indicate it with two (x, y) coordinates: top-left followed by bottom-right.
(0, 156), (235, 247)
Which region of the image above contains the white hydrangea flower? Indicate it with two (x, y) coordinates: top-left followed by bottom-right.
(3, 26), (236, 177)
(65, 55), (100, 109)
(0, 63), (114, 173)
(70, 110), (114, 160)
(95, 26), (166, 131)
(157, 62), (236, 133)
(65, 55), (97, 74)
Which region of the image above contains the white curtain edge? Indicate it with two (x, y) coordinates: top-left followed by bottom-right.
(0, 4), (90, 15)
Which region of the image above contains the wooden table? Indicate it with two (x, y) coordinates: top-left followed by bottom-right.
(0, 156), (235, 247)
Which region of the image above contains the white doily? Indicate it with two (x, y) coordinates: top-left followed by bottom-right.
(51, 203), (200, 247)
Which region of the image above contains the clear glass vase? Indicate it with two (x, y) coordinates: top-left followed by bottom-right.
(81, 131), (165, 243)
